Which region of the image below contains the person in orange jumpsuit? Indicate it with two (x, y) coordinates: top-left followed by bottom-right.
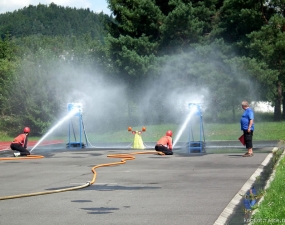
(155, 130), (173, 155)
(10, 127), (31, 157)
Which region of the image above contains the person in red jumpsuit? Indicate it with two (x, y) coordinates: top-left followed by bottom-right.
(10, 127), (31, 157)
(155, 130), (173, 155)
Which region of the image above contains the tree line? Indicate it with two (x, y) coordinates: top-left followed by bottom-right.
(0, 1), (285, 136)
(0, 3), (110, 39)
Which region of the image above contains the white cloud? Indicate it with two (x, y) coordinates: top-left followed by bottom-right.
(0, 0), (32, 13)
(0, 0), (111, 14)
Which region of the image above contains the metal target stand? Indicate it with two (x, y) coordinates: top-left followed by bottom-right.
(188, 103), (205, 153)
(67, 103), (88, 149)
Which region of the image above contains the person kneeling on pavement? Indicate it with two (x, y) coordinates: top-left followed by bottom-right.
(155, 130), (173, 155)
(10, 127), (31, 157)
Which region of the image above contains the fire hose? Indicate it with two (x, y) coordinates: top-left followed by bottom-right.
(0, 151), (163, 200)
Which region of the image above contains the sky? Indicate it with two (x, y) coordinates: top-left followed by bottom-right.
(0, 0), (111, 15)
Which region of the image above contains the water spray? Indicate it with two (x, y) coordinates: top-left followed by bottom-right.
(173, 106), (197, 147)
(30, 106), (81, 152)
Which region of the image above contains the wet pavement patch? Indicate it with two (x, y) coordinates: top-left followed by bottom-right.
(71, 200), (92, 203)
(81, 207), (119, 214)
(86, 184), (161, 191)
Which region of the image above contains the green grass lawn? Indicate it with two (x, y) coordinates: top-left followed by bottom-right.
(1, 121), (285, 142)
(87, 121), (285, 143)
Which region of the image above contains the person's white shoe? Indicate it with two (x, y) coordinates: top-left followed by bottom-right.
(13, 152), (20, 157)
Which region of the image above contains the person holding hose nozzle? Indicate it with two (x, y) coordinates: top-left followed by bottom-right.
(155, 130), (173, 155)
(10, 127), (31, 157)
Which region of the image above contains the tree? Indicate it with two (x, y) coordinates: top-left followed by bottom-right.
(247, 14), (285, 120)
(158, 1), (204, 53)
(211, 0), (272, 54)
(212, 0), (285, 120)
(0, 36), (18, 116)
(105, 0), (164, 117)
(0, 3), (109, 39)
(159, 0), (223, 53)
(104, 0), (223, 119)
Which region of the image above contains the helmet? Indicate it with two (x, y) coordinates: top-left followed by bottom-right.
(23, 127), (30, 133)
(166, 130), (172, 137)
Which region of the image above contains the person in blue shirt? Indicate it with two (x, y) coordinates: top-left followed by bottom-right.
(240, 101), (254, 157)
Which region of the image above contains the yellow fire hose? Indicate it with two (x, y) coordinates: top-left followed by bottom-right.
(0, 155), (44, 160)
(0, 151), (163, 200)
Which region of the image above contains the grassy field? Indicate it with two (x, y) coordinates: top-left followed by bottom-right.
(1, 121), (285, 142)
(87, 121), (285, 143)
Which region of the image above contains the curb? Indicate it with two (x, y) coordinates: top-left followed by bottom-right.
(213, 148), (276, 225)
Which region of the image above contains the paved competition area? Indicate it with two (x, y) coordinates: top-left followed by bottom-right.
(0, 148), (273, 225)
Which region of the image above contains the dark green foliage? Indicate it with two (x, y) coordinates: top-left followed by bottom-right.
(211, 0), (285, 121)
(0, 35), (19, 116)
(246, 6), (285, 120)
(0, 3), (109, 39)
(158, 0), (222, 53)
(2, 0), (285, 136)
(212, 0), (267, 44)
(159, 1), (204, 52)
(104, 0), (223, 111)
(108, 0), (163, 39)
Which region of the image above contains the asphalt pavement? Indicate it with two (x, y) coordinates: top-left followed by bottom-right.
(0, 141), (279, 225)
